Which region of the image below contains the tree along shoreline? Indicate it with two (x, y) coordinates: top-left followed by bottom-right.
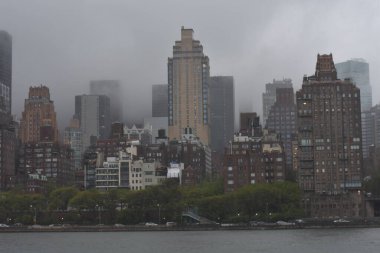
(0, 180), (303, 226)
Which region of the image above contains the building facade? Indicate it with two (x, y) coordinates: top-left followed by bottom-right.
(239, 112), (262, 137)
(19, 142), (74, 188)
(152, 84), (168, 117)
(75, 94), (111, 149)
(0, 30), (15, 191)
(336, 59), (372, 160)
(266, 87), (297, 169)
(296, 54), (363, 217)
(209, 76), (235, 153)
(95, 153), (130, 191)
(0, 121), (16, 190)
(90, 80), (122, 122)
(20, 86), (59, 144)
(223, 130), (285, 192)
(0, 30), (12, 117)
(262, 79), (293, 126)
(64, 118), (82, 171)
(168, 27), (210, 145)
(335, 59), (371, 111)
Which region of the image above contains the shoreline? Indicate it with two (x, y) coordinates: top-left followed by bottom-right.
(2, 223), (380, 233)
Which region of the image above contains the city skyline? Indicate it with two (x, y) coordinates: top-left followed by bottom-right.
(1, 0), (380, 129)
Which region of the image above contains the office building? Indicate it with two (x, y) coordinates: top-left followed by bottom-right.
(168, 27), (210, 145)
(75, 94), (111, 149)
(90, 80), (122, 122)
(262, 79), (292, 126)
(335, 59), (371, 111)
(0, 30), (15, 191)
(19, 86), (59, 144)
(152, 84), (168, 117)
(209, 76), (235, 153)
(296, 54), (363, 217)
(63, 118), (83, 171)
(336, 59), (372, 159)
(266, 87), (297, 169)
(0, 30), (12, 117)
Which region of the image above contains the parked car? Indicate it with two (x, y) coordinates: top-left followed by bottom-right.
(145, 222), (158, 227)
(333, 219), (350, 223)
(276, 221), (295, 226)
(0, 223), (10, 228)
(165, 222), (177, 227)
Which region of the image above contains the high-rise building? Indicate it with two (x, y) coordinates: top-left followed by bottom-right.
(266, 87), (297, 169)
(64, 118), (82, 171)
(209, 76), (235, 153)
(20, 86), (59, 144)
(335, 59), (371, 111)
(336, 59), (372, 160)
(0, 30), (12, 118)
(362, 104), (380, 165)
(152, 84), (168, 117)
(262, 79), (292, 126)
(90, 80), (122, 122)
(0, 30), (14, 191)
(168, 27), (210, 145)
(75, 94), (111, 149)
(296, 54), (363, 217)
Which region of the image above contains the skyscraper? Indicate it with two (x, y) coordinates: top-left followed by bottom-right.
(90, 80), (122, 122)
(0, 30), (14, 190)
(336, 59), (372, 159)
(0, 30), (12, 119)
(262, 79), (292, 126)
(64, 118), (82, 171)
(296, 54), (363, 217)
(266, 87), (297, 169)
(20, 86), (59, 144)
(75, 94), (111, 149)
(152, 84), (168, 117)
(335, 59), (371, 111)
(209, 76), (235, 153)
(168, 27), (210, 145)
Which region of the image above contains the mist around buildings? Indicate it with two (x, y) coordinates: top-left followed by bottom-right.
(2, 1), (380, 227)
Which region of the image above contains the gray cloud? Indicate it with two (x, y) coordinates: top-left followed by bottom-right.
(1, 0), (379, 129)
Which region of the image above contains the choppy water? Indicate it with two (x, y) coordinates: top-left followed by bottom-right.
(1, 228), (380, 253)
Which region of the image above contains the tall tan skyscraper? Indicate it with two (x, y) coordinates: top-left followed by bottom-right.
(168, 27), (210, 145)
(20, 85), (59, 143)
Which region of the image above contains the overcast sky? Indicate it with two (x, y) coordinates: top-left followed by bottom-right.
(1, 0), (380, 129)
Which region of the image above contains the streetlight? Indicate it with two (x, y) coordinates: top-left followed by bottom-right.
(95, 204), (102, 225)
(30, 205), (37, 225)
(157, 204), (161, 224)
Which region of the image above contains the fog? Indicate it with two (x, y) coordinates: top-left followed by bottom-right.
(1, 0), (380, 130)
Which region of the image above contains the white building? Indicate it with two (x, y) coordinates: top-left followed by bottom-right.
(167, 163), (184, 185)
(95, 152), (130, 191)
(130, 160), (166, 190)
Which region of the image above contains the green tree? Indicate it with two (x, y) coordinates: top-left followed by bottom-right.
(48, 187), (79, 210)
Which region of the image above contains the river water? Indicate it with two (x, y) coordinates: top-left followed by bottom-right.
(1, 228), (379, 253)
